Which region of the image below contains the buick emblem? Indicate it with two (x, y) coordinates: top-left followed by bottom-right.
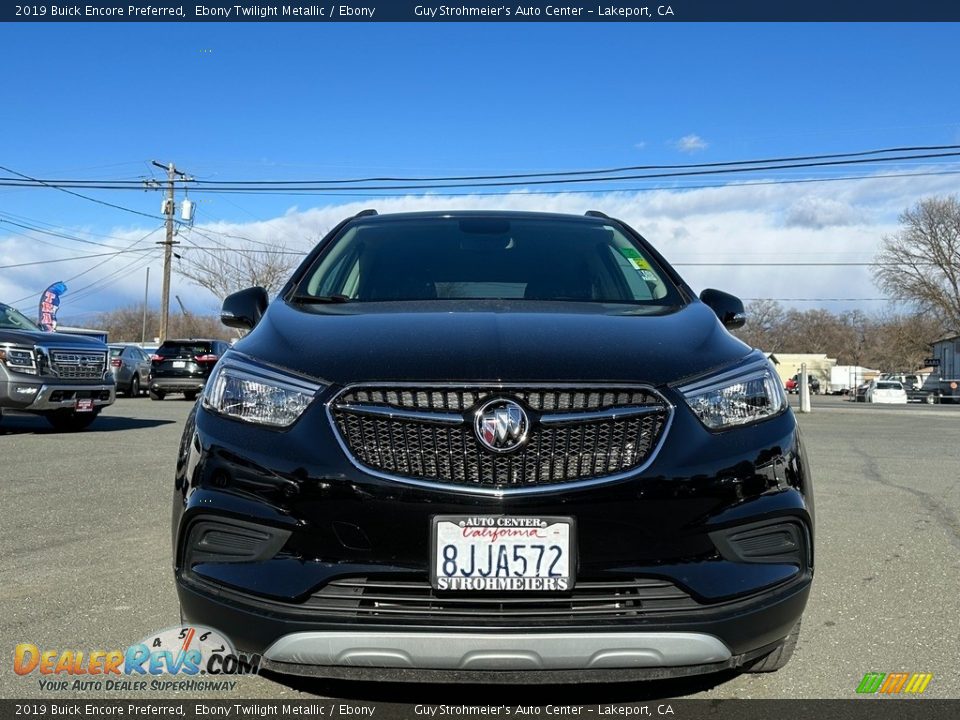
(474, 399), (529, 453)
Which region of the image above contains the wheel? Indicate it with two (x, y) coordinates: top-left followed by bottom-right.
(746, 620), (801, 673)
(183, 391), (199, 402)
(926, 394), (935, 405)
(129, 375), (140, 397)
(149, 389), (165, 401)
(44, 410), (100, 432)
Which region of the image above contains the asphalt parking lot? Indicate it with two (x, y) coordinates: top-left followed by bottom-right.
(2, 394), (958, 701)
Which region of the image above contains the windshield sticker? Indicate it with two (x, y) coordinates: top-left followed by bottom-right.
(618, 247), (652, 271)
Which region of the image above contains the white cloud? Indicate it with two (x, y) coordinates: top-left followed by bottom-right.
(634, 141), (647, 150)
(674, 134), (709, 153)
(3, 170), (957, 322)
(783, 197), (866, 229)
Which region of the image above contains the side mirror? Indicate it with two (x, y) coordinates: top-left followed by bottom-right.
(221, 286), (268, 330)
(700, 289), (746, 330)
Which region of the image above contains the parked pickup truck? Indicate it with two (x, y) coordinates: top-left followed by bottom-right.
(0, 302), (115, 431)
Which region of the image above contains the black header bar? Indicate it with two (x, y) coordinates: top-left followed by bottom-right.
(5, 0), (960, 23)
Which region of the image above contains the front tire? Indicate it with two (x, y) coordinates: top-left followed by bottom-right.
(129, 375), (140, 397)
(746, 620), (801, 673)
(44, 410), (100, 432)
(149, 389), (165, 401)
(183, 390), (199, 402)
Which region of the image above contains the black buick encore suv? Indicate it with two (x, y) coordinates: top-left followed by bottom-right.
(172, 210), (814, 683)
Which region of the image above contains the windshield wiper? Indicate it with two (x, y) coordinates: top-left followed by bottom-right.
(290, 294), (351, 304)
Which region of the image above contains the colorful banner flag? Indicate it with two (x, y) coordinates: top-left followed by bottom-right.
(38, 281), (68, 332)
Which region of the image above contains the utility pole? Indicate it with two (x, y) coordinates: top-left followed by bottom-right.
(141, 267), (150, 344)
(152, 160), (188, 343)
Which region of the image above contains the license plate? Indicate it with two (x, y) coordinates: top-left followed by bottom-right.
(75, 399), (94, 413)
(431, 516), (575, 591)
(172, 361), (186, 368)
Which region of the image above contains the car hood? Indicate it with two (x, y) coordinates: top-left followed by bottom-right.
(235, 299), (752, 387)
(0, 328), (107, 348)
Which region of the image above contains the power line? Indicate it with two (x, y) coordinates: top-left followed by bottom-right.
(3, 159), (960, 203)
(185, 151), (960, 191)
(675, 262), (912, 267)
(743, 298), (889, 302)
(68, 253), (157, 304)
(0, 209), (170, 244)
(4, 144), (960, 187)
(7, 227), (164, 308)
(0, 163), (166, 221)
(182, 223), (297, 252)
(4, 150), (960, 193)
(0, 225), (78, 253)
(0, 217), (126, 249)
(0, 248), (153, 271)
(171, 167), (960, 199)
(187, 144), (960, 183)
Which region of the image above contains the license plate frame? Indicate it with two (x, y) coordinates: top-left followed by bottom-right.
(75, 398), (94, 413)
(172, 360), (186, 368)
(430, 515), (576, 592)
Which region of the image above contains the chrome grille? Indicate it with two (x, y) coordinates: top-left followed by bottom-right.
(343, 387), (660, 412)
(302, 576), (700, 624)
(330, 385), (670, 490)
(49, 349), (107, 380)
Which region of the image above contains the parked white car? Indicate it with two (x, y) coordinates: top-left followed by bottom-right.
(866, 380), (908, 404)
(879, 372), (928, 392)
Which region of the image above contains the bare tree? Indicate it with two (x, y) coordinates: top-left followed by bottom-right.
(733, 303), (938, 370)
(176, 242), (301, 301)
(874, 196), (960, 332)
(861, 311), (943, 371)
(734, 299), (786, 350)
(67, 305), (232, 343)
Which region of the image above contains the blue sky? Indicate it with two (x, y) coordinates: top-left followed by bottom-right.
(2, 22), (960, 321)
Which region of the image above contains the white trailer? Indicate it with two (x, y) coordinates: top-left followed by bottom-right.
(828, 365), (877, 395)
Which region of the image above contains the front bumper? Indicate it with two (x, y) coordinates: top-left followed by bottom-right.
(178, 566), (810, 680)
(151, 377), (206, 393)
(869, 396), (907, 404)
(0, 379), (115, 411)
(263, 629), (732, 670)
(172, 384), (814, 679)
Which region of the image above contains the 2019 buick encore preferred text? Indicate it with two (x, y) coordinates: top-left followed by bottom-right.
(172, 210), (814, 683)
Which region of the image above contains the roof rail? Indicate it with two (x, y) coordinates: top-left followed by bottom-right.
(354, 208), (378, 218)
(584, 210), (610, 219)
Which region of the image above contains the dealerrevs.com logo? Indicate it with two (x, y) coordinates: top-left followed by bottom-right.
(856, 672), (933, 696)
(13, 626), (260, 692)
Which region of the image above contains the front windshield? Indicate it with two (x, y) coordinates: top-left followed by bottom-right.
(0, 303), (42, 331)
(296, 217), (681, 305)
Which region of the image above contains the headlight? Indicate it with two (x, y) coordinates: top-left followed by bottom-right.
(679, 360), (785, 430)
(0, 345), (38, 375)
(202, 352), (324, 428)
